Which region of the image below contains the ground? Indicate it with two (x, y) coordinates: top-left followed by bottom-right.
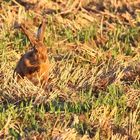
(0, 0), (140, 139)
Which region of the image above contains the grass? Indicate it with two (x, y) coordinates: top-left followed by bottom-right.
(0, 0), (140, 139)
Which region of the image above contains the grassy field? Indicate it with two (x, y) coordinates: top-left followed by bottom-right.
(0, 0), (140, 139)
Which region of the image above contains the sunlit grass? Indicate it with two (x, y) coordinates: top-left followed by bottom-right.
(0, 0), (140, 139)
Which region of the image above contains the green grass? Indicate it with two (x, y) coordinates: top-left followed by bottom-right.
(0, 0), (140, 139)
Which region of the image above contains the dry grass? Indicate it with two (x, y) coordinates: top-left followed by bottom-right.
(0, 0), (140, 139)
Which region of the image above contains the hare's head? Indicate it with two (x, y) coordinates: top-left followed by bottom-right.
(33, 41), (48, 63)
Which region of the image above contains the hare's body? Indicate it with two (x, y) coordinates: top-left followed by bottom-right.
(14, 48), (49, 85)
(14, 19), (50, 86)
(15, 50), (39, 76)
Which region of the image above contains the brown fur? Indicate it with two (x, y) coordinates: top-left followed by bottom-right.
(14, 19), (50, 86)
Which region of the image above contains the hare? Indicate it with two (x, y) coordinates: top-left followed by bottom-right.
(13, 19), (50, 86)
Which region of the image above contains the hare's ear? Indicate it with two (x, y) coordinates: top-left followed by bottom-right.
(20, 23), (37, 46)
(37, 19), (46, 42)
